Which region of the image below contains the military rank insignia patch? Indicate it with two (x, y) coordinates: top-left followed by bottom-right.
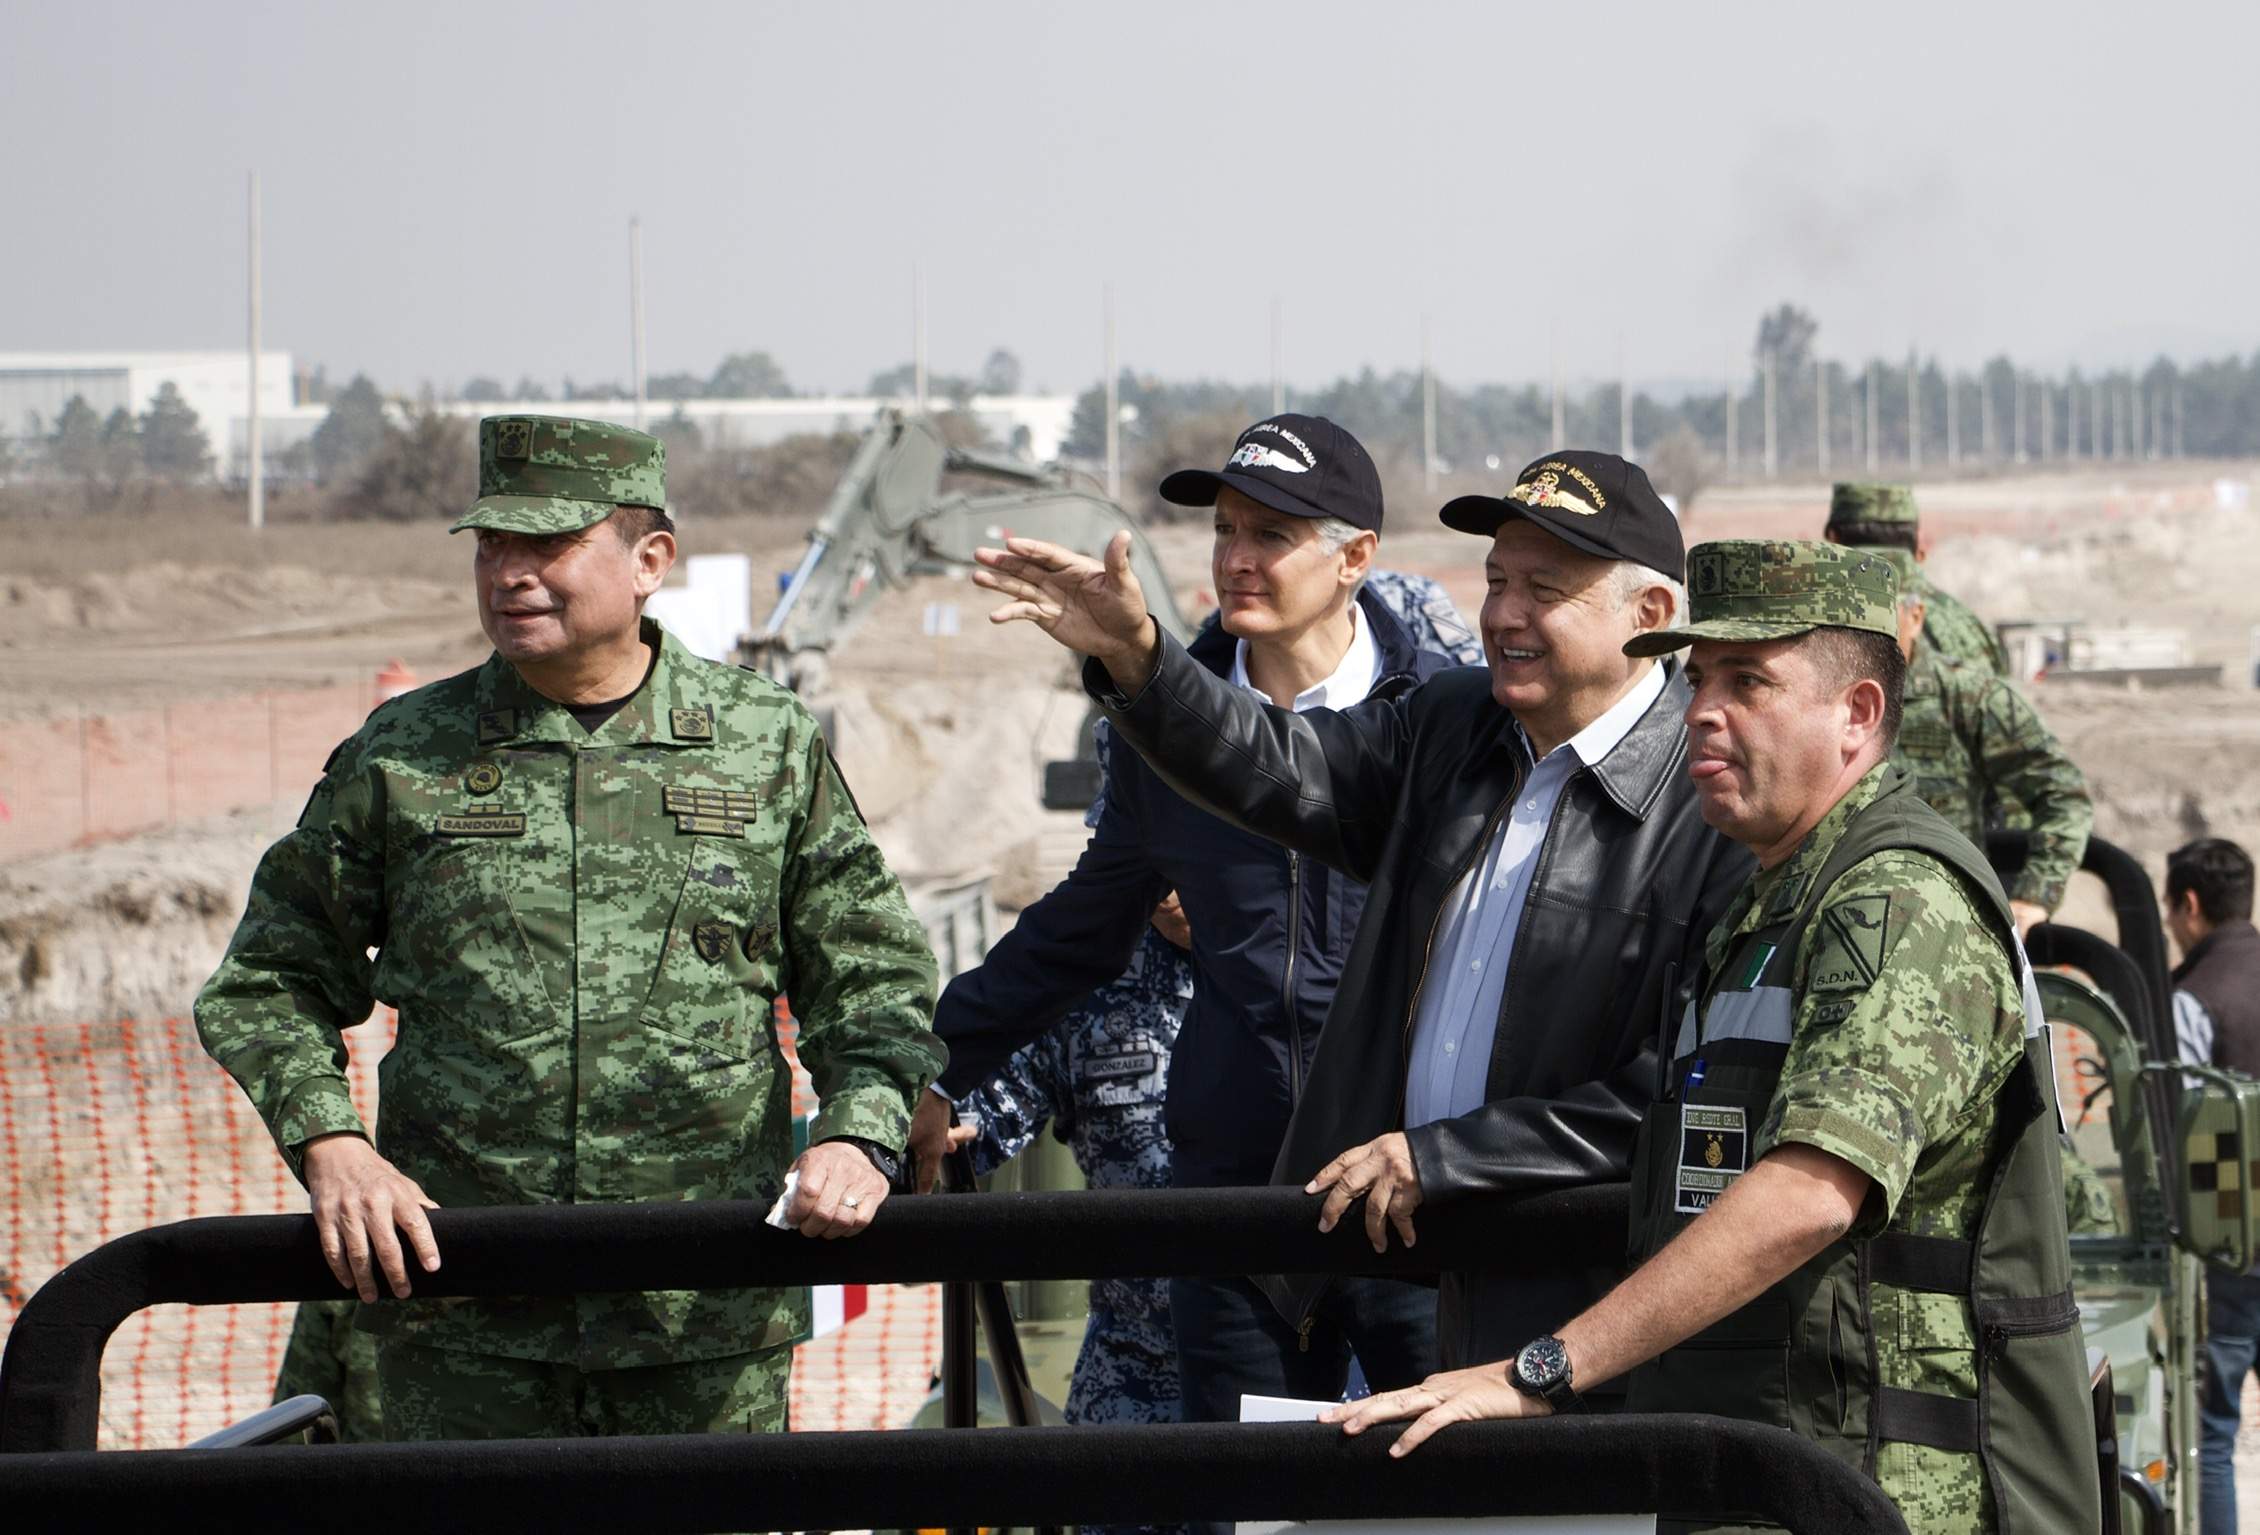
(663, 784), (759, 837)
(477, 709), (518, 746)
(465, 761), (503, 795)
(495, 420), (533, 460)
(692, 920), (733, 964)
(670, 707), (715, 741)
(741, 921), (776, 961)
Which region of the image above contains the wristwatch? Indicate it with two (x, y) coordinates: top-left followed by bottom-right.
(828, 1136), (906, 1191)
(1509, 1335), (1582, 1413)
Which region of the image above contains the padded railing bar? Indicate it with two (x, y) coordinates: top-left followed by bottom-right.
(0, 1183), (1625, 1454)
(0, 1419), (1908, 1535)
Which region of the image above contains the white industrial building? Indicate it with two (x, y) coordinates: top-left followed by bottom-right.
(0, 351), (1078, 477)
(0, 352), (296, 479)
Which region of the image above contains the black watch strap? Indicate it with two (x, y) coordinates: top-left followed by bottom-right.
(827, 1135), (906, 1191)
(1511, 1336), (1584, 1413)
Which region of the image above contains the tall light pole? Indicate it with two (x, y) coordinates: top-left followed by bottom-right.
(1617, 340), (1632, 461)
(1725, 355), (1740, 475)
(1815, 357), (1829, 478)
(1761, 348), (1777, 478)
(1945, 372), (1959, 469)
(629, 216), (647, 429)
(1422, 315), (1438, 497)
(1550, 334), (1565, 452)
(1103, 282), (1119, 501)
(1270, 296), (1284, 415)
(1865, 362), (1880, 474)
(246, 170), (263, 532)
(913, 263), (928, 415)
(1906, 349), (1921, 473)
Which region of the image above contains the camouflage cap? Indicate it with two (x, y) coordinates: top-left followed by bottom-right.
(1826, 482), (1919, 531)
(450, 415), (667, 535)
(1623, 539), (1901, 657)
(1871, 547), (1921, 602)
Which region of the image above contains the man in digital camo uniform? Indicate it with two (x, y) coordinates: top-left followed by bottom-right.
(1824, 483), (2007, 675)
(1870, 545), (2112, 1236)
(1335, 541), (2097, 1534)
(1870, 547), (2091, 938)
(199, 415), (944, 1439)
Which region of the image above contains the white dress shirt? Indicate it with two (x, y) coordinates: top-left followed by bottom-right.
(1403, 661), (1670, 1128)
(1228, 602), (1382, 710)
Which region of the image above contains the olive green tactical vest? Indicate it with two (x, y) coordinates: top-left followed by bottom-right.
(1624, 771), (2101, 1533)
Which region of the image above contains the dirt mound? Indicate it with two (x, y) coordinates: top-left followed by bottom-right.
(0, 808), (276, 1027)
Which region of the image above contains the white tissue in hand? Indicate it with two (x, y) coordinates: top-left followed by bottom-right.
(765, 1169), (802, 1230)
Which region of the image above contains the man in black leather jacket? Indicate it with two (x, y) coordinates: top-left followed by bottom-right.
(972, 451), (1749, 1374)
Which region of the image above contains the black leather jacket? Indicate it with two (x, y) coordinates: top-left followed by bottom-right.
(1090, 636), (1750, 1367)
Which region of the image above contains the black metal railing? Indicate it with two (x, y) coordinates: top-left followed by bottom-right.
(0, 1184), (1910, 1533)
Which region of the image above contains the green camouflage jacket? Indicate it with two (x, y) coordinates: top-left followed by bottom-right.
(273, 1299), (381, 1442)
(1894, 650), (2092, 911)
(1726, 764), (2029, 1532)
(1916, 575), (2007, 675)
(197, 620), (943, 1368)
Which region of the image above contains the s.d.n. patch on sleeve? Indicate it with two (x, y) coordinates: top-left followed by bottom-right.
(1808, 894), (1892, 995)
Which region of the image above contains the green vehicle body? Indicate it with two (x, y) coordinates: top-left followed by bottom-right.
(2023, 831), (2260, 1535)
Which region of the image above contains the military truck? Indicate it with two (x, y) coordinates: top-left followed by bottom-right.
(2021, 832), (2260, 1535)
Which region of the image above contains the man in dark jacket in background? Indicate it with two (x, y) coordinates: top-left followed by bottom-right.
(915, 416), (1460, 1429)
(971, 451), (1749, 1377)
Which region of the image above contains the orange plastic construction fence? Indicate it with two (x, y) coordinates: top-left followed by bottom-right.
(0, 685), (374, 864)
(0, 1013), (939, 1448)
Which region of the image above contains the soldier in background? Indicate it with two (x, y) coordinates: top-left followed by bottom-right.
(199, 415), (943, 1439)
(1874, 548), (2092, 939)
(1824, 482), (2007, 674)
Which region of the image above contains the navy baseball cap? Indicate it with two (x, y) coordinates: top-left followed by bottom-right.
(1440, 450), (1683, 580)
(1158, 414), (1383, 533)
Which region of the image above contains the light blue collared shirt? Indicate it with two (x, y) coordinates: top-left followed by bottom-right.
(1403, 661), (1669, 1128)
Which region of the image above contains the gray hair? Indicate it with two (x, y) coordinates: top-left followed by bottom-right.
(1610, 562), (1685, 628)
(1314, 515), (1374, 592)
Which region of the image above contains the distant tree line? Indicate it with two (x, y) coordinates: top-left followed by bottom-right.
(456, 345), (1026, 405)
(6, 383), (214, 511)
(1062, 303), (2260, 499)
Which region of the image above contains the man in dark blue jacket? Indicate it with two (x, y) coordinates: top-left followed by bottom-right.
(911, 415), (1459, 1428)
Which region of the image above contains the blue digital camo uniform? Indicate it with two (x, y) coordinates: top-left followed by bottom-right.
(954, 570), (1481, 1478)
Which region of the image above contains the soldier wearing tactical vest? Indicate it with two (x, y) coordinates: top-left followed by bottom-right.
(1330, 541), (2099, 1534)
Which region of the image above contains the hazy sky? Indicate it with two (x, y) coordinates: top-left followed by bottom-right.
(6, 1), (2254, 396)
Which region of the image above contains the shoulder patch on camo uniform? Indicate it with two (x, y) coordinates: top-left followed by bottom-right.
(1810, 894), (1892, 994)
(670, 707), (715, 741)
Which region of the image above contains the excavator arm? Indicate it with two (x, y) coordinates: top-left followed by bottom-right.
(744, 408), (1190, 694)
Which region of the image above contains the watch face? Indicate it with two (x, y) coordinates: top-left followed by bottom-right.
(1517, 1336), (1568, 1389)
